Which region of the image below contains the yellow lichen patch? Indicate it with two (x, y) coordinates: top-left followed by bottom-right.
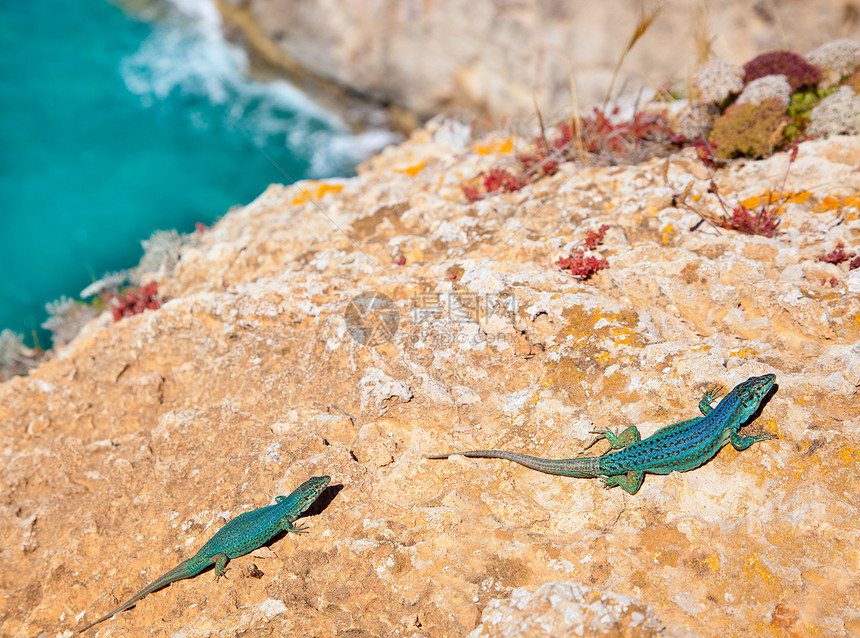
(291, 181), (344, 205)
(608, 316), (641, 347)
(609, 324), (639, 346)
(555, 307), (643, 350)
(602, 369), (631, 396)
(545, 308), (646, 401)
(817, 195), (841, 211)
(800, 286), (844, 301)
(473, 137), (513, 155)
(837, 446), (860, 464)
(728, 347), (757, 358)
(394, 162), (426, 177)
(745, 553), (778, 590)
(792, 448), (826, 479)
(739, 193), (760, 209)
(705, 554), (721, 571)
(661, 223), (675, 244)
(740, 190), (811, 210)
(814, 193), (860, 218)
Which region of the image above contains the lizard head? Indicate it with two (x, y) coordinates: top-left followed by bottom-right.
(731, 373), (776, 422)
(294, 475), (331, 512)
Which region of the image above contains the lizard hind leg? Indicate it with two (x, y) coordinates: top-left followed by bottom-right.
(585, 426), (641, 453)
(212, 553), (230, 582)
(600, 471), (644, 495)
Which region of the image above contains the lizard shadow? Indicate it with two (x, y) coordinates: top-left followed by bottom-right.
(302, 482), (342, 517)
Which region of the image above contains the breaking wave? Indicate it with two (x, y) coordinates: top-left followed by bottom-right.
(120, 0), (398, 177)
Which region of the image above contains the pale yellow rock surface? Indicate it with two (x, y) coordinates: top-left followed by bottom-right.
(216, 0), (858, 120)
(2, 122), (859, 637)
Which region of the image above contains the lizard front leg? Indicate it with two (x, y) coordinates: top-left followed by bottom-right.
(698, 385), (724, 416)
(284, 521), (310, 534)
(730, 430), (776, 451)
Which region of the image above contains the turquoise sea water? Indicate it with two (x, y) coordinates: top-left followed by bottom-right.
(0, 0), (391, 346)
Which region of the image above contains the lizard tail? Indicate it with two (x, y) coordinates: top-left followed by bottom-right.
(427, 450), (601, 478)
(79, 559), (196, 633)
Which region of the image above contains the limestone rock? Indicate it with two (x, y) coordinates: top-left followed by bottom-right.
(469, 581), (669, 638)
(2, 123), (859, 636)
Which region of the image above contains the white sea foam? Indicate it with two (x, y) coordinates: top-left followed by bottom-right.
(120, 0), (399, 177)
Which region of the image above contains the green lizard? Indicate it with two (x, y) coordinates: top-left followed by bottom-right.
(429, 374), (776, 494)
(79, 475), (330, 633)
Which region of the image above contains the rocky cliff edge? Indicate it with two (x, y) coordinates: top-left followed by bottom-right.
(2, 120), (859, 636)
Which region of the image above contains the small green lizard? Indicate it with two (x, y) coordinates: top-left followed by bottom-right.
(429, 374), (776, 494)
(79, 475), (330, 633)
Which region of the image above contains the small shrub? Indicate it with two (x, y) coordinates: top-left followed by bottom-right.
(784, 88), (835, 141)
(708, 99), (791, 159)
(0, 329), (26, 369)
(556, 225), (610, 279)
(463, 167), (525, 201)
(671, 104), (712, 142)
(570, 108), (681, 162)
(136, 230), (185, 284)
(806, 39), (860, 88)
(743, 51), (821, 90)
(0, 329), (36, 380)
(719, 202), (781, 238)
(693, 59), (744, 105)
(736, 75), (793, 107)
(677, 147), (797, 238)
(462, 108), (682, 200)
(819, 243), (856, 265)
(806, 86), (860, 137)
(80, 270), (130, 299)
(112, 281), (161, 321)
(42, 297), (99, 347)
(715, 145), (799, 237)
